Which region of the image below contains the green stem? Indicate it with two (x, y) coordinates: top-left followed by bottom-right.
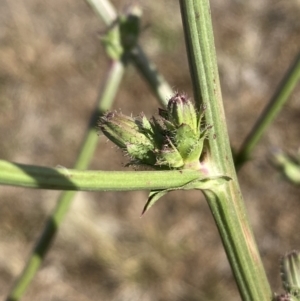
(85, 0), (117, 26)
(271, 150), (300, 185)
(235, 52), (300, 169)
(5, 60), (125, 301)
(130, 46), (172, 107)
(0, 159), (203, 192)
(180, 1), (272, 300)
(85, 0), (173, 107)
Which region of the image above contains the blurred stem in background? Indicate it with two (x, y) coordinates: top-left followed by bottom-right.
(86, 0), (173, 107)
(6, 60), (125, 301)
(179, 0), (271, 300)
(271, 149), (300, 185)
(235, 52), (300, 170)
(85, 0), (117, 25)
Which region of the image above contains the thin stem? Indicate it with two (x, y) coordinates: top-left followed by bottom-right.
(85, 0), (173, 107)
(235, 52), (300, 169)
(0, 159), (203, 192)
(5, 60), (125, 301)
(130, 46), (172, 107)
(271, 150), (300, 185)
(180, 1), (272, 300)
(85, 0), (117, 26)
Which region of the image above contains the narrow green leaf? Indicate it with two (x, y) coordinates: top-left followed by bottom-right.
(141, 189), (168, 216)
(142, 174), (231, 215)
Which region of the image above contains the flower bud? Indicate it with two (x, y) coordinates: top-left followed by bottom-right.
(167, 92), (198, 134)
(99, 112), (145, 147)
(98, 111), (156, 165)
(98, 92), (211, 170)
(281, 250), (300, 298)
(273, 293), (296, 301)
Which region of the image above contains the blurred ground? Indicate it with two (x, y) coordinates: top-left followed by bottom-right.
(0, 0), (299, 300)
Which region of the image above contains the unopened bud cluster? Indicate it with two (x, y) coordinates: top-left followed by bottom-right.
(98, 93), (210, 170)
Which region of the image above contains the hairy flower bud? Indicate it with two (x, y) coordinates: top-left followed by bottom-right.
(163, 92), (210, 169)
(167, 92), (198, 133)
(98, 112), (156, 165)
(98, 92), (211, 170)
(281, 250), (300, 299)
(99, 112), (143, 147)
(273, 293), (296, 301)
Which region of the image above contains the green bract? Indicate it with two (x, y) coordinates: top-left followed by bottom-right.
(98, 92), (211, 170)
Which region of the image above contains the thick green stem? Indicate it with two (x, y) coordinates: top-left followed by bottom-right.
(180, 1), (272, 300)
(235, 52), (300, 169)
(5, 60), (125, 301)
